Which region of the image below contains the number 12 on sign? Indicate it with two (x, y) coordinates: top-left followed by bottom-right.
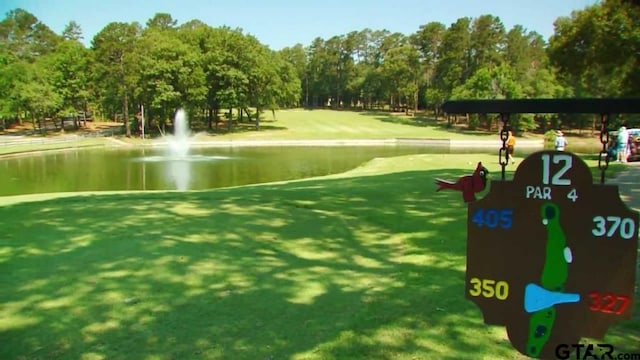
(541, 154), (572, 186)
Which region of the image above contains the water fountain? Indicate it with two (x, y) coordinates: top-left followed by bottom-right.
(133, 108), (231, 191)
(167, 109), (190, 159)
(165, 108), (192, 190)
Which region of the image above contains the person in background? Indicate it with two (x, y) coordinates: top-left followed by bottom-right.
(506, 130), (516, 164)
(554, 130), (568, 151)
(616, 125), (629, 163)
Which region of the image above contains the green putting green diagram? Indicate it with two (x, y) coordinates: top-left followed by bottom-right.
(524, 202), (580, 357)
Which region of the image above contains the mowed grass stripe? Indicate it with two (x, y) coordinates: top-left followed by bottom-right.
(217, 110), (500, 141)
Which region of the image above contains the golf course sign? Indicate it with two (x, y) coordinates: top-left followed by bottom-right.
(466, 150), (638, 359)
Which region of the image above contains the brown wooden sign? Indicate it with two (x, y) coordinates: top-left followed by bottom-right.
(466, 150), (638, 359)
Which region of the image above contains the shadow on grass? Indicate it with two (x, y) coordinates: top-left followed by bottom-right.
(360, 112), (435, 128)
(359, 112), (496, 137)
(0, 169), (636, 359)
(202, 121), (288, 135)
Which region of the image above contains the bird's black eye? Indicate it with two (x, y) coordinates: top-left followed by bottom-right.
(480, 171), (485, 176)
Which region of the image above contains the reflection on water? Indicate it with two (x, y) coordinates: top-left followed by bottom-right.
(168, 159), (190, 191)
(134, 154), (233, 191)
(131, 155), (231, 163)
(0, 144), (568, 196)
(132, 154), (233, 191)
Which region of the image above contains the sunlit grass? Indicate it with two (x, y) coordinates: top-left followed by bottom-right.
(206, 109), (505, 141)
(0, 138), (110, 155)
(0, 154), (636, 360)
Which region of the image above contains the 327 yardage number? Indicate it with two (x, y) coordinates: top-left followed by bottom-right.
(588, 292), (630, 315)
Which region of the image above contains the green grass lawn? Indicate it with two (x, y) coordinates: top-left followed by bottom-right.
(201, 110), (505, 141)
(0, 138), (111, 156)
(3, 110), (601, 153)
(189, 109), (601, 151)
(0, 154), (636, 360)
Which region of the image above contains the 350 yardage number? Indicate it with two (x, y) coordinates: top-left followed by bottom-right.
(468, 278), (509, 300)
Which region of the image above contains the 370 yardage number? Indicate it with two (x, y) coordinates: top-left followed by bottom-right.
(592, 216), (636, 240)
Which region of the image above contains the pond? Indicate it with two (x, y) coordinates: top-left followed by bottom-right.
(0, 143), (597, 197)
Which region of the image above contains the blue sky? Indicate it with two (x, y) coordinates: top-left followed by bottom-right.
(2, 0), (597, 50)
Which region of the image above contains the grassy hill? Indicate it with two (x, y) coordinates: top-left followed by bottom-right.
(1, 154), (636, 360)
(196, 109), (504, 141)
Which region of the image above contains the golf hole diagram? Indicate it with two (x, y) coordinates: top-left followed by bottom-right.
(466, 150), (638, 359)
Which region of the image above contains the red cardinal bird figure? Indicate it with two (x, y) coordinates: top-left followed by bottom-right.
(434, 162), (489, 203)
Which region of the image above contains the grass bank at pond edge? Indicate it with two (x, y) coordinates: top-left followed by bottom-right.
(0, 154), (636, 360)
(0, 137), (112, 156)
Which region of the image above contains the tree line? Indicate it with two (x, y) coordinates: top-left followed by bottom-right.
(0, 11), (300, 136)
(0, 0), (638, 136)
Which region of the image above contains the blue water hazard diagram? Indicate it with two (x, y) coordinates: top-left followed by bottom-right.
(524, 283), (580, 313)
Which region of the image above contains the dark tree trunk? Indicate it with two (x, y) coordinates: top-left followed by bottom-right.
(83, 101), (87, 127)
(147, 109), (153, 131)
(480, 113), (489, 131)
(305, 75), (309, 108)
(120, 52), (131, 138)
(123, 92), (131, 137)
(255, 106), (260, 130)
